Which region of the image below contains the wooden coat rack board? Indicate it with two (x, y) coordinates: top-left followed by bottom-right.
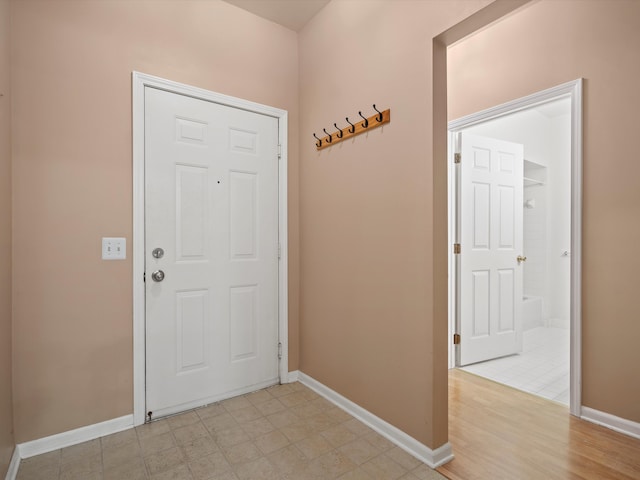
(314, 105), (390, 150)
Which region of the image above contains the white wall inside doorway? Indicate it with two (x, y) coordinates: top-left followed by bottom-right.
(461, 98), (571, 329)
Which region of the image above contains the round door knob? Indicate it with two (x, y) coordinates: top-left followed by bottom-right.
(151, 270), (165, 282)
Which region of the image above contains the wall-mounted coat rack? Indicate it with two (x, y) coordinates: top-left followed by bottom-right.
(313, 104), (390, 150)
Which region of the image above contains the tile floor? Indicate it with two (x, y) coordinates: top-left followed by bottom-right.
(16, 382), (446, 480)
(461, 326), (570, 405)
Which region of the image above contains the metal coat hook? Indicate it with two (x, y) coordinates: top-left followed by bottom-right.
(358, 111), (369, 129)
(314, 105), (390, 150)
(373, 104), (383, 123)
(346, 117), (355, 134)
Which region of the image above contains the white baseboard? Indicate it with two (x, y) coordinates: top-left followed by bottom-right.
(298, 372), (453, 468)
(4, 447), (20, 480)
(581, 407), (640, 440)
(285, 370), (299, 383)
(18, 414), (134, 459)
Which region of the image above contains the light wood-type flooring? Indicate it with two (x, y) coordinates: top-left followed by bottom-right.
(437, 369), (640, 480)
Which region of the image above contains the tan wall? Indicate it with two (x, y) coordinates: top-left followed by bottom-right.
(0, 0), (14, 472)
(14, 0), (638, 452)
(11, 0), (299, 443)
(448, 0), (640, 423)
(298, 0), (492, 448)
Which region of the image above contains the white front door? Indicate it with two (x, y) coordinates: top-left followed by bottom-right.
(458, 133), (524, 366)
(145, 87), (280, 419)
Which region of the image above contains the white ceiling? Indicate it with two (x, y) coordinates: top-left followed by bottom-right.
(222, 0), (331, 32)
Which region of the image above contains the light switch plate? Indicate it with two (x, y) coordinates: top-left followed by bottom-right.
(102, 237), (126, 260)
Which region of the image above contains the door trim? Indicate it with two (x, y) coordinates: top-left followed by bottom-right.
(132, 71), (289, 426)
(447, 79), (582, 416)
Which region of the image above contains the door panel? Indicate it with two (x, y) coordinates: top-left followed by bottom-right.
(229, 171), (257, 258)
(497, 269), (515, 333)
(145, 87), (279, 418)
(472, 270), (490, 337)
(176, 165), (207, 259)
(229, 285), (258, 361)
(176, 289), (208, 372)
(459, 133), (524, 366)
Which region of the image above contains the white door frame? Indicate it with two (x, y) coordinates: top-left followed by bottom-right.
(447, 79), (583, 416)
(132, 72), (289, 426)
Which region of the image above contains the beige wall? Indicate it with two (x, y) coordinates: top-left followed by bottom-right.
(0, 0), (14, 472)
(448, 0), (640, 423)
(9, 0), (639, 454)
(298, 0), (492, 449)
(11, 0), (299, 443)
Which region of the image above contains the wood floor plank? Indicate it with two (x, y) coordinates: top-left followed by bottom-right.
(437, 369), (640, 480)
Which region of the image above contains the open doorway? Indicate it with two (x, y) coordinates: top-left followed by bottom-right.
(447, 81), (582, 414)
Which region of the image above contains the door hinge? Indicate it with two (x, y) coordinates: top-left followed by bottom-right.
(278, 342), (282, 359)
(454, 153), (461, 164)
(143, 271), (146, 282)
(453, 333), (461, 345)
(277, 144), (282, 159)
(453, 243), (461, 254)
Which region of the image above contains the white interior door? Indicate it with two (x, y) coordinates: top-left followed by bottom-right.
(145, 87), (280, 419)
(458, 133), (524, 366)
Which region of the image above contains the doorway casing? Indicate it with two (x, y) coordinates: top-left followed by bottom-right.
(446, 79), (583, 416)
(131, 72), (290, 426)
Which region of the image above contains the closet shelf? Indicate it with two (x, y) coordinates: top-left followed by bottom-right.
(524, 176), (545, 187)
